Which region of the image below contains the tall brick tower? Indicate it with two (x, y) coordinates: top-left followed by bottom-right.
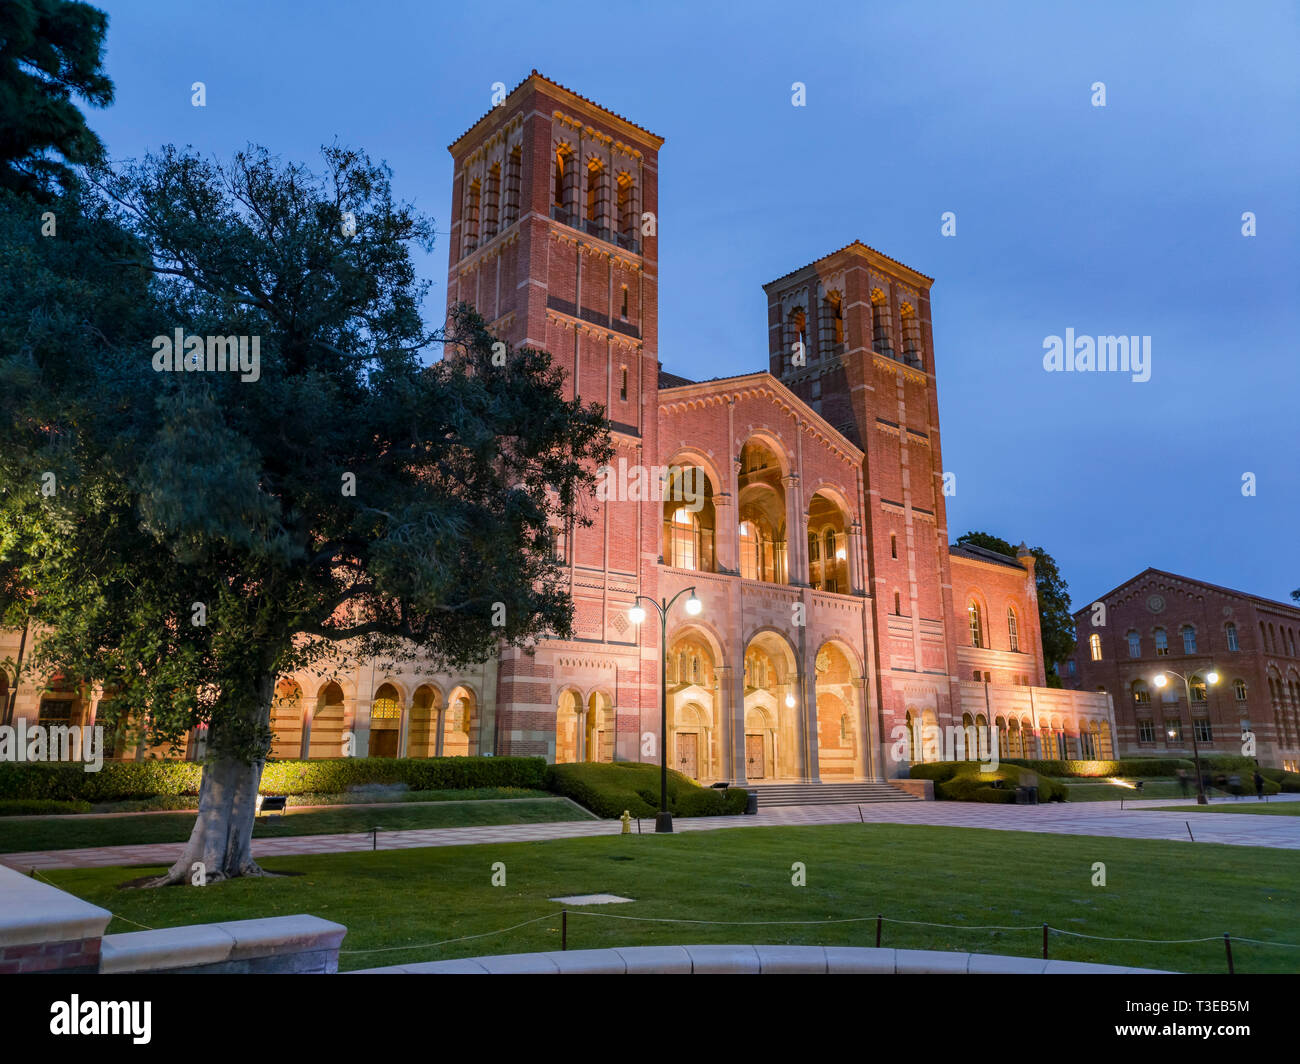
(445, 72), (664, 759)
(764, 243), (962, 768)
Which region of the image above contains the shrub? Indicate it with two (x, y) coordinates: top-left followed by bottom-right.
(0, 756), (549, 802)
(0, 798), (93, 816)
(545, 761), (747, 818)
(1280, 773), (1300, 793)
(999, 758), (1197, 778)
(913, 761), (1066, 802)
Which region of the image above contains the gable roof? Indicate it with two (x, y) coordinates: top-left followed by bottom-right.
(762, 239), (934, 290)
(1073, 567), (1300, 619)
(950, 542), (1028, 572)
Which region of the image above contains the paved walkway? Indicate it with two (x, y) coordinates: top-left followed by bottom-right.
(3, 796), (1296, 871)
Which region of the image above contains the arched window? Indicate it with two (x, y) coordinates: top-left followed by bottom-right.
(821, 290), (844, 350)
(1181, 625), (1197, 655)
(1127, 630), (1141, 657)
(1132, 680), (1150, 704)
(890, 533), (897, 559)
(968, 602), (983, 648)
(1225, 622), (1239, 652)
(894, 591), (901, 615)
(1007, 607), (1020, 652)
(870, 289), (892, 355)
(823, 529), (837, 592)
(1088, 633), (1102, 661)
(1154, 627), (1168, 656)
(1189, 674), (1207, 702)
(483, 161), (500, 240)
(503, 146), (522, 226)
(553, 146), (575, 221)
(1234, 679), (1247, 701)
(585, 159), (607, 232)
(900, 302), (922, 367)
(788, 307), (807, 354)
(463, 178), (481, 254)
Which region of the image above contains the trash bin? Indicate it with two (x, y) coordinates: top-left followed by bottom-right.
(745, 791), (758, 815)
(1014, 787), (1028, 805)
(1026, 785), (1038, 805)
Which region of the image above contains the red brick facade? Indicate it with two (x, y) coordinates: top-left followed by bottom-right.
(1064, 569), (1300, 770)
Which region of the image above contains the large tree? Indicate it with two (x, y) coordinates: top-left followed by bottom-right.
(0, 0), (113, 196)
(0, 144), (612, 883)
(955, 530), (1075, 687)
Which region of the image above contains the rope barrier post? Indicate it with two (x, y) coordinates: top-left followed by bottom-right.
(1043, 924), (1049, 960)
(562, 910), (567, 952)
(1224, 933), (1233, 974)
(876, 914), (882, 948)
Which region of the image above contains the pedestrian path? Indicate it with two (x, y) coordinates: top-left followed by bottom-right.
(3, 795), (1296, 871)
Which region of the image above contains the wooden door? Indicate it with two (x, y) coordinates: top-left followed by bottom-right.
(677, 732), (699, 779)
(745, 733), (766, 779)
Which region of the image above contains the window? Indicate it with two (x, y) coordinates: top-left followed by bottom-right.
(503, 146), (522, 226)
(1193, 718), (1212, 743)
(870, 289), (892, 355)
(1154, 628), (1168, 656)
(1260, 621), (1268, 651)
(585, 159), (606, 232)
(1128, 630), (1141, 657)
(968, 602), (983, 648)
(900, 302), (922, 366)
(973, 669), (982, 682)
(616, 172), (636, 245)
(1088, 633), (1102, 661)
(789, 307), (807, 353)
(619, 366), (628, 402)
(821, 290), (844, 350)
(553, 147), (574, 221)
(1189, 674), (1207, 702)
(739, 521), (760, 581)
(669, 508), (698, 570)
(1132, 680), (1150, 704)
(1165, 718), (1183, 742)
(894, 591), (901, 615)
(551, 528), (567, 564)
(463, 178), (481, 254)
(1067, 659), (1076, 676)
(1138, 719), (1156, 743)
(1234, 679), (1248, 701)
(890, 533), (897, 559)
(1225, 622), (1239, 652)
(483, 162), (500, 239)
(1181, 626), (1197, 654)
(1007, 607), (1020, 652)
(823, 529), (837, 592)
(620, 285), (629, 320)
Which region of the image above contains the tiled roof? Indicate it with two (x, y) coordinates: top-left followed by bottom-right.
(1073, 567), (1300, 619)
(448, 70), (664, 154)
(658, 368), (695, 388)
(763, 239), (934, 287)
(950, 543), (1027, 572)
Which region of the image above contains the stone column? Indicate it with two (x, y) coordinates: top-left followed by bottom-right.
(783, 473), (803, 585)
(713, 494), (737, 574)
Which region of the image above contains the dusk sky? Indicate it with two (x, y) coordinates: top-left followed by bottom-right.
(91, 0), (1299, 608)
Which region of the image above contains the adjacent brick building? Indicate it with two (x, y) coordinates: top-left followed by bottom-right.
(1062, 568), (1300, 771)
(0, 73), (1115, 781)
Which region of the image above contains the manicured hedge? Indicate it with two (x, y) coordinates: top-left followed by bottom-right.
(998, 758), (1197, 778)
(545, 761), (748, 818)
(0, 798), (93, 816)
(0, 756), (549, 802)
(907, 761), (1066, 803)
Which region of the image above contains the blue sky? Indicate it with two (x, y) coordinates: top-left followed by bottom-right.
(91, 0), (1299, 607)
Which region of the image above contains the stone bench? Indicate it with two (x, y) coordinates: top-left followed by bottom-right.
(352, 944), (1167, 975)
(101, 915), (347, 974)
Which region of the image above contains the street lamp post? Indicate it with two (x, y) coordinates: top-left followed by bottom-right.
(629, 587), (702, 833)
(1154, 667), (1219, 806)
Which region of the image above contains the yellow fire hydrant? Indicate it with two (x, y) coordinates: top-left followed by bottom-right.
(620, 809), (632, 834)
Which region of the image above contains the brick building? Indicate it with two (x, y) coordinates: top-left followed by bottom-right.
(0, 72), (1114, 781)
(1063, 569), (1300, 771)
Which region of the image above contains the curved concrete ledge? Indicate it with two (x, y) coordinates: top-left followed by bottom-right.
(352, 944), (1168, 974)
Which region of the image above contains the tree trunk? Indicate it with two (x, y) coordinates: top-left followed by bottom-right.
(146, 675), (274, 887)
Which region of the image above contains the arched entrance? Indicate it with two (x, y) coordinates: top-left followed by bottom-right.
(408, 685), (440, 758)
(667, 631), (719, 781)
(269, 679), (303, 758)
(586, 692), (614, 763)
(743, 630), (802, 779)
(368, 682), (403, 757)
(443, 686), (475, 757)
(814, 641), (864, 778)
(308, 683), (346, 758)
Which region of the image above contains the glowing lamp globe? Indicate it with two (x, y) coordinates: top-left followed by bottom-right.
(784, 693), (796, 708)
(1207, 671), (1219, 684)
(628, 604), (646, 625)
(1153, 674), (1168, 688)
(685, 594), (702, 616)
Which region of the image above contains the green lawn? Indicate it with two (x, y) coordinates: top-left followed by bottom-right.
(1146, 803), (1300, 816)
(0, 797), (588, 853)
(46, 823), (1300, 974)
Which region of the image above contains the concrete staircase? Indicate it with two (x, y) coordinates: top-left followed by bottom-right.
(743, 781), (919, 807)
